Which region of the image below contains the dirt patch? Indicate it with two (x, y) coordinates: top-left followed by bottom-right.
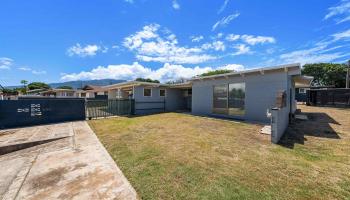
(0, 130), (17, 136)
(72, 163), (87, 171)
(30, 167), (69, 190)
(57, 168), (116, 200)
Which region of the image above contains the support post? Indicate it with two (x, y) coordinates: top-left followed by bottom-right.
(346, 60), (350, 89)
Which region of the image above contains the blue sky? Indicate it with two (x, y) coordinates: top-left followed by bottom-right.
(1, 0), (350, 86)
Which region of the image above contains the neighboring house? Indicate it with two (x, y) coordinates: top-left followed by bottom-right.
(40, 89), (76, 98)
(75, 85), (108, 99)
(295, 85), (333, 102)
(0, 90), (19, 100)
(104, 81), (192, 114)
(105, 63), (312, 124)
(25, 88), (48, 96)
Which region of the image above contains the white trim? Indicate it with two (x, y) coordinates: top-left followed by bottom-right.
(192, 63), (301, 81)
(299, 88), (307, 94)
(143, 88), (152, 97)
(159, 89), (166, 97)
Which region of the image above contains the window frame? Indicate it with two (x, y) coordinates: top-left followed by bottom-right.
(159, 89), (166, 97)
(212, 82), (246, 116)
(143, 88), (152, 97)
(299, 88), (306, 94)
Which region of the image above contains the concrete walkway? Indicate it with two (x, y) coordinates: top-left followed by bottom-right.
(0, 121), (138, 200)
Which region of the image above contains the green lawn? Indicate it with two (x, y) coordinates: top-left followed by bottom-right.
(89, 106), (350, 200)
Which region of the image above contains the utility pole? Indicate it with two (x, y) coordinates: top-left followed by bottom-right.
(347, 60), (350, 89)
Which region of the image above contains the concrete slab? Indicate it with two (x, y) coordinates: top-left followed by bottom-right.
(0, 121), (138, 200)
(260, 125), (271, 135)
(0, 123), (73, 149)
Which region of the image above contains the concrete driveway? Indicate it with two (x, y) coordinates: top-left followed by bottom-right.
(0, 121), (137, 200)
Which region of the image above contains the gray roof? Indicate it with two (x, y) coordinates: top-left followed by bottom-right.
(191, 63), (301, 81)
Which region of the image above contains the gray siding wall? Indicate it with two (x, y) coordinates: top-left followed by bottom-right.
(192, 70), (292, 123)
(271, 107), (289, 143)
(133, 86), (184, 114)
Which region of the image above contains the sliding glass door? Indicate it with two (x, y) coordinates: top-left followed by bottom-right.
(213, 84), (228, 115)
(213, 83), (245, 116)
(228, 83), (245, 116)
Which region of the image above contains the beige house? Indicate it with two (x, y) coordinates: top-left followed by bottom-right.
(75, 85), (108, 98)
(40, 89), (76, 98)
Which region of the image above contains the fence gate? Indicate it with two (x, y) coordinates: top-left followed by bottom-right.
(0, 99), (86, 129)
(86, 99), (135, 119)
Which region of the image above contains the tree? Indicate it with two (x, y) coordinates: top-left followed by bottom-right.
(27, 82), (51, 90)
(302, 63), (347, 88)
(20, 80), (28, 88)
(135, 78), (160, 83)
(56, 85), (73, 89)
(199, 69), (233, 77)
(1, 88), (18, 95)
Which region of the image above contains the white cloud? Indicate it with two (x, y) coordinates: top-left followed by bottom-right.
(18, 66), (49, 75)
(225, 34), (240, 41)
(190, 35), (204, 42)
(218, 63), (244, 71)
(217, 33), (224, 38)
(332, 28), (350, 41)
(18, 67), (31, 71)
(241, 35), (276, 45)
(60, 62), (244, 83)
(232, 44), (251, 55)
(224, 33), (276, 46)
(136, 54), (216, 64)
(201, 41), (226, 51)
(212, 12), (240, 31)
(324, 0), (350, 24)
(32, 70), (47, 75)
(67, 44), (104, 57)
(217, 0), (230, 14)
(123, 24), (217, 64)
(61, 62), (211, 82)
(124, 0), (134, 4)
(279, 44), (347, 65)
(0, 57), (13, 69)
(172, 0), (180, 10)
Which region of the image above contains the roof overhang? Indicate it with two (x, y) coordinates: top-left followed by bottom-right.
(191, 63), (301, 81)
(293, 75), (314, 88)
(103, 81), (169, 90)
(168, 82), (193, 89)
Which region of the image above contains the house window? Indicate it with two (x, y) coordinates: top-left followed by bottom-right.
(299, 88), (306, 94)
(144, 88), (152, 97)
(81, 93), (86, 98)
(213, 83), (245, 116)
(160, 89), (166, 97)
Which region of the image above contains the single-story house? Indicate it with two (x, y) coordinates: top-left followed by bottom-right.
(75, 85), (108, 99)
(40, 89), (76, 98)
(104, 81), (192, 114)
(104, 63), (312, 125)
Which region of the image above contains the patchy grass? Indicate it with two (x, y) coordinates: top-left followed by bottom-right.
(89, 106), (350, 200)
